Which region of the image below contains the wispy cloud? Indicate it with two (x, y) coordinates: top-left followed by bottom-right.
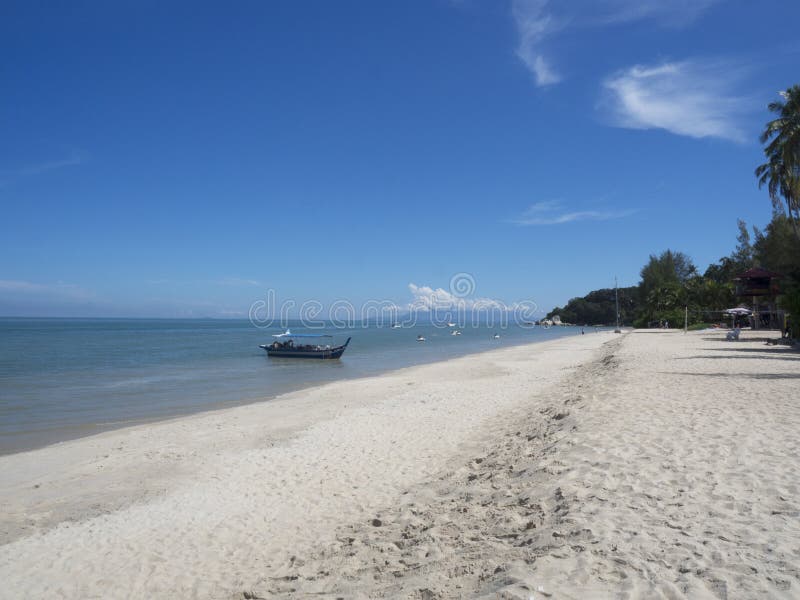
(601, 60), (752, 142)
(0, 151), (85, 187)
(510, 0), (720, 86)
(511, 200), (635, 225)
(146, 277), (264, 287)
(0, 279), (95, 301)
(587, 0), (722, 27)
(212, 277), (263, 287)
(0, 279), (268, 318)
(18, 154), (84, 176)
(511, 0), (562, 87)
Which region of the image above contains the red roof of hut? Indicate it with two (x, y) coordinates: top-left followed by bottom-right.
(735, 267), (783, 280)
(734, 267), (782, 297)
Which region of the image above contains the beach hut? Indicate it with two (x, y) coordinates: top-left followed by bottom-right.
(733, 268), (783, 330)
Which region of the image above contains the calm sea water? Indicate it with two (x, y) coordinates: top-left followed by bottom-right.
(0, 318), (591, 454)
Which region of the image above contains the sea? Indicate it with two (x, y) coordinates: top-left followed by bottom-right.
(0, 318), (596, 455)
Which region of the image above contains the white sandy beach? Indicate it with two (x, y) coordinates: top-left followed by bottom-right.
(1, 330), (798, 599)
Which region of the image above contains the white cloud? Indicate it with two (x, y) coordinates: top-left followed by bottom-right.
(407, 283), (507, 311)
(511, 0), (562, 87)
(601, 60), (751, 141)
(526, 54), (560, 87)
(509, 0), (721, 86)
(521, 200), (561, 213)
(511, 201), (634, 225)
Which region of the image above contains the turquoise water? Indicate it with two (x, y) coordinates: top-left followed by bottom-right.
(0, 318), (590, 454)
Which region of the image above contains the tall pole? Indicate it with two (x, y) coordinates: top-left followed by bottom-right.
(614, 276), (621, 333)
(684, 306), (688, 334)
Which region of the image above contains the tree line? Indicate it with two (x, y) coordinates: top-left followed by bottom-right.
(547, 213), (800, 328)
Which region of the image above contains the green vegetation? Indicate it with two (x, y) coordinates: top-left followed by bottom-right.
(547, 213), (800, 330)
(548, 84), (800, 336)
(636, 250), (699, 327)
(546, 286), (638, 326)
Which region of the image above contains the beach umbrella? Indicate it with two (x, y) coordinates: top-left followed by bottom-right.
(724, 307), (751, 328)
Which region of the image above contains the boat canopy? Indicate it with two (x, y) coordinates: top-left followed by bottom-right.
(271, 329), (333, 338)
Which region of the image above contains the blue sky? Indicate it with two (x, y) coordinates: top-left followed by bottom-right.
(1, 0), (798, 318)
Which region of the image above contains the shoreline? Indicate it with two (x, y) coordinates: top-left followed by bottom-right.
(0, 331), (615, 598)
(0, 325), (600, 457)
(2, 329), (796, 598)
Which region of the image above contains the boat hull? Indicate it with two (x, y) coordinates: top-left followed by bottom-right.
(260, 337), (350, 360)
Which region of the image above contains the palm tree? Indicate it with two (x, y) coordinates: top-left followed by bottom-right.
(756, 85), (800, 239)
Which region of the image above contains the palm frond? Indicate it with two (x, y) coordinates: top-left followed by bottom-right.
(756, 85), (800, 237)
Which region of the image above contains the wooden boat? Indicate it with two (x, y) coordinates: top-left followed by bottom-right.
(260, 330), (351, 359)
